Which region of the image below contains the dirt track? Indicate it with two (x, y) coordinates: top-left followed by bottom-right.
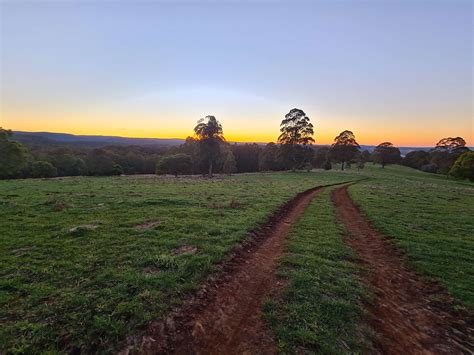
(332, 185), (474, 354)
(132, 186), (322, 354)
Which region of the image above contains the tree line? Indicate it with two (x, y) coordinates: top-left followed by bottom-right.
(1, 109), (472, 181)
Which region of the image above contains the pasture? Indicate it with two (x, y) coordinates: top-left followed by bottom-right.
(1, 166), (472, 353)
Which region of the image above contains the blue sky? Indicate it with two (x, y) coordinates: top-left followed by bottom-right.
(1, 0), (472, 145)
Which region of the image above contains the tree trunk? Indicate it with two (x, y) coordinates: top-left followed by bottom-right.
(208, 158), (213, 178)
(341, 161), (345, 171)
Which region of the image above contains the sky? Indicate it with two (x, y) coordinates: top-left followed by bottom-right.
(0, 0), (472, 146)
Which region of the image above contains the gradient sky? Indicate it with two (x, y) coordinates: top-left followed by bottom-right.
(1, 0), (472, 146)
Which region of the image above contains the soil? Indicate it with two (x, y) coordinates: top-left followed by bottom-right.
(122, 186), (322, 355)
(134, 220), (162, 231)
(332, 185), (474, 354)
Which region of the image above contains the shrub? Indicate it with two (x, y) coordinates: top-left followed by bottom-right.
(449, 151), (474, 182)
(420, 163), (438, 174)
(31, 161), (57, 178)
(323, 160), (332, 170)
(156, 154), (192, 176)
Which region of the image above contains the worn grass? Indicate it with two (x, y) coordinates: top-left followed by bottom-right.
(0, 172), (358, 354)
(264, 187), (372, 354)
(348, 165), (474, 309)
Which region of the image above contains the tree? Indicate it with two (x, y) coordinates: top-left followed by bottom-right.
(86, 149), (123, 176)
(156, 154), (192, 176)
(449, 152), (474, 182)
(221, 150), (237, 175)
(402, 150), (430, 169)
(330, 130), (360, 170)
(372, 142), (401, 168)
(431, 137), (470, 175)
(259, 143), (283, 171)
(434, 137), (469, 154)
(49, 153), (86, 176)
(0, 128), (28, 179)
(312, 146), (330, 169)
(31, 161), (57, 178)
(194, 116), (225, 177)
(278, 108), (315, 170)
(231, 143), (261, 173)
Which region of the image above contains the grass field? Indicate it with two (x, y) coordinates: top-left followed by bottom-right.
(1, 166), (473, 353)
(0, 172), (358, 353)
(264, 187), (373, 353)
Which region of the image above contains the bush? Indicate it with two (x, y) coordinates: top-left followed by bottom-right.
(449, 151), (474, 182)
(31, 161), (57, 178)
(156, 154), (192, 176)
(323, 160), (332, 170)
(420, 163), (438, 174)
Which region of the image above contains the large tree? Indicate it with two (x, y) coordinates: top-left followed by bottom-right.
(330, 130), (360, 170)
(431, 137), (470, 174)
(194, 115), (225, 177)
(434, 137), (469, 153)
(0, 128), (28, 179)
(277, 108), (315, 170)
(372, 142), (401, 168)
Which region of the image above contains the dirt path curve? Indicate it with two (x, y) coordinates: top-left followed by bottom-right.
(332, 185), (474, 354)
(131, 186), (322, 355)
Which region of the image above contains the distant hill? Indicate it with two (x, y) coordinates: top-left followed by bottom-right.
(12, 131), (437, 154)
(13, 131), (185, 148)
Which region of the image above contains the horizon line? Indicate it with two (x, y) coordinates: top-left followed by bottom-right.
(10, 129), (464, 148)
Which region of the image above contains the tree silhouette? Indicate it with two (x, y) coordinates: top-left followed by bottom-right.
(194, 116), (225, 177)
(277, 108), (315, 170)
(156, 154), (192, 177)
(330, 130), (360, 170)
(434, 137), (469, 154)
(372, 142), (401, 168)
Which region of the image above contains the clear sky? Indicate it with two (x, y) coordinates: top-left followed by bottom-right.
(1, 0), (472, 146)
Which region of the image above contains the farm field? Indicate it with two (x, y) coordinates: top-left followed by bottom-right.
(0, 171), (358, 353)
(1, 166), (473, 353)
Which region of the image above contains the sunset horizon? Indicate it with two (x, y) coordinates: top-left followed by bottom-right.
(2, 1), (472, 148)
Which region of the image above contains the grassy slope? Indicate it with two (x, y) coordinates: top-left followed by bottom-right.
(264, 187), (372, 354)
(348, 165), (474, 309)
(0, 172), (359, 353)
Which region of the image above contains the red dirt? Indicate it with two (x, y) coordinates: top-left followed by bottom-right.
(123, 186), (322, 355)
(332, 185), (474, 354)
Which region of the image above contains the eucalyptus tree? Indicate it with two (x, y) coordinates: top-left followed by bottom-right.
(194, 116), (225, 177)
(277, 108), (315, 170)
(372, 142), (401, 168)
(330, 130), (360, 170)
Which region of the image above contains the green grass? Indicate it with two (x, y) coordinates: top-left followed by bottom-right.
(348, 165), (474, 309)
(2, 166), (472, 353)
(264, 187), (372, 354)
(0, 172), (358, 354)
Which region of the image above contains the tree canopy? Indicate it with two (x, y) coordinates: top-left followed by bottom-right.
(449, 152), (474, 182)
(194, 116), (225, 177)
(0, 128), (28, 179)
(278, 108), (315, 170)
(278, 108), (315, 146)
(434, 137), (469, 154)
(330, 130), (360, 170)
(372, 142), (401, 168)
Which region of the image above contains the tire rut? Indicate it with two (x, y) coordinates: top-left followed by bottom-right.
(124, 186), (323, 354)
(332, 185), (474, 354)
